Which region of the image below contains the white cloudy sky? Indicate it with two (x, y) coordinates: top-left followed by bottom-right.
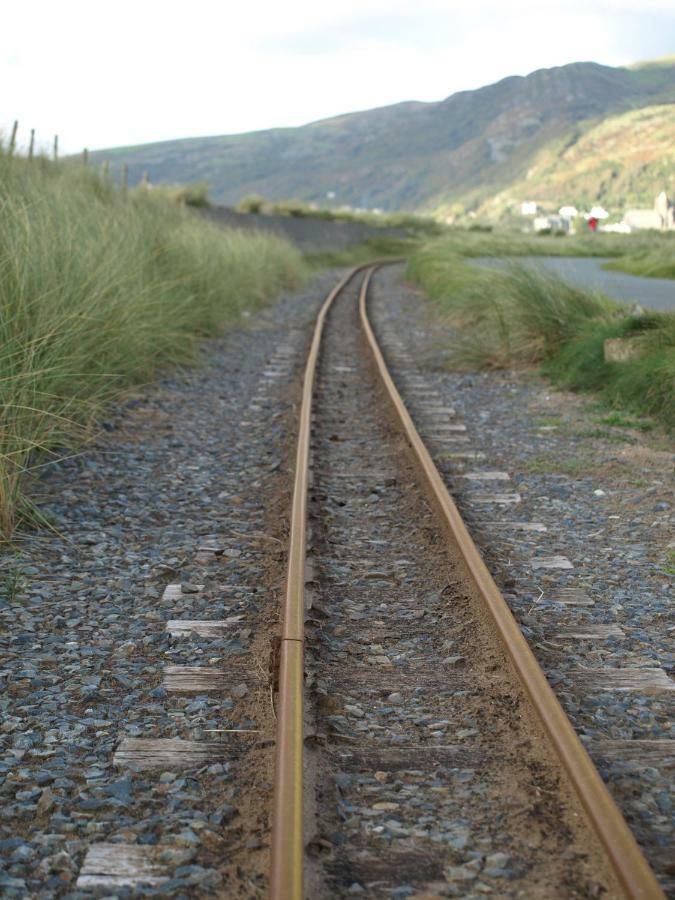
(3, 0), (674, 153)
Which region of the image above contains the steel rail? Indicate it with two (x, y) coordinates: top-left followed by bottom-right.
(358, 266), (665, 900)
(270, 264), (375, 900)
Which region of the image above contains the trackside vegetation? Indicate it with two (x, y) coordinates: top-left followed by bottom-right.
(0, 152), (304, 537)
(407, 238), (675, 429)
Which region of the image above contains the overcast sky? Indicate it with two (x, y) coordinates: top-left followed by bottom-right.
(3, 0), (674, 154)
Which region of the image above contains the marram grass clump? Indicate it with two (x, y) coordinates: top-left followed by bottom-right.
(0, 153), (304, 536)
(407, 250), (616, 366)
(407, 243), (675, 428)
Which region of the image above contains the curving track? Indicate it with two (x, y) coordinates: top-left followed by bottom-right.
(270, 265), (664, 899)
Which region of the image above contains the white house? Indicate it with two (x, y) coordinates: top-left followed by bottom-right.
(623, 209), (663, 230)
(534, 215), (569, 233)
(521, 201), (539, 216)
(654, 191), (675, 229)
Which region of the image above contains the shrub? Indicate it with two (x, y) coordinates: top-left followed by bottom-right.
(237, 194), (267, 214)
(146, 181), (210, 207)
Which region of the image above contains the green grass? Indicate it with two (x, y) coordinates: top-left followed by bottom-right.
(305, 235), (419, 269)
(236, 195), (444, 236)
(544, 313), (675, 427)
(521, 455), (592, 476)
(664, 550), (675, 576)
(407, 239), (675, 429)
(594, 412), (654, 432)
(0, 565), (24, 603)
(605, 249), (675, 280)
(0, 152), (304, 537)
(574, 428), (637, 444)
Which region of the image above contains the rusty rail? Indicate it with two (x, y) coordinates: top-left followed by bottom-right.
(270, 265), (370, 900)
(358, 267), (664, 900)
(270, 264), (664, 900)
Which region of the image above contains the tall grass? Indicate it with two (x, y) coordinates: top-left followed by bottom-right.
(0, 153), (303, 536)
(605, 248), (675, 280)
(408, 252), (616, 366)
(407, 244), (675, 428)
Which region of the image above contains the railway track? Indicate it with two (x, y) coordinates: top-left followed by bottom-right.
(270, 265), (664, 899)
(44, 264), (664, 897)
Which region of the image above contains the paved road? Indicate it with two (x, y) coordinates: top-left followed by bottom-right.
(476, 256), (675, 312)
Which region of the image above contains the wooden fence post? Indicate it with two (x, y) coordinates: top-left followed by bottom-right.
(8, 120), (18, 156)
(28, 129), (35, 160)
(53, 135), (59, 162)
(82, 148), (89, 167)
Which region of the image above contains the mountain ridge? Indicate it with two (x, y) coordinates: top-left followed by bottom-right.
(91, 58), (675, 218)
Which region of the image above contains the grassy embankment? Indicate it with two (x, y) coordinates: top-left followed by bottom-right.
(605, 247), (675, 280)
(0, 153), (304, 537)
(408, 234), (675, 429)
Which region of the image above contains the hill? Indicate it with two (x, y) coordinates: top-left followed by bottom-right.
(467, 103), (675, 221)
(90, 58), (675, 219)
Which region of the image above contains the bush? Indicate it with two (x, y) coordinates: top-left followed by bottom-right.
(147, 181), (210, 207)
(236, 194), (267, 214)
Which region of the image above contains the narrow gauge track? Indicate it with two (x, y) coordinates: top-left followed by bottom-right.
(271, 266), (664, 899)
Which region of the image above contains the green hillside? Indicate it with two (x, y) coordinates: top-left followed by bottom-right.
(462, 103), (675, 221)
(90, 58), (675, 218)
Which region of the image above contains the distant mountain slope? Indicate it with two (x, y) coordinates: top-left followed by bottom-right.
(92, 58), (675, 216)
(471, 104), (675, 220)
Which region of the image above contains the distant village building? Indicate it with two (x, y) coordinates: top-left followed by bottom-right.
(521, 201), (539, 215)
(655, 191), (675, 228)
(533, 214), (569, 233)
(559, 205), (578, 219)
(589, 205), (609, 220)
(623, 192), (675, 231)
(623, 209), (663, 230)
